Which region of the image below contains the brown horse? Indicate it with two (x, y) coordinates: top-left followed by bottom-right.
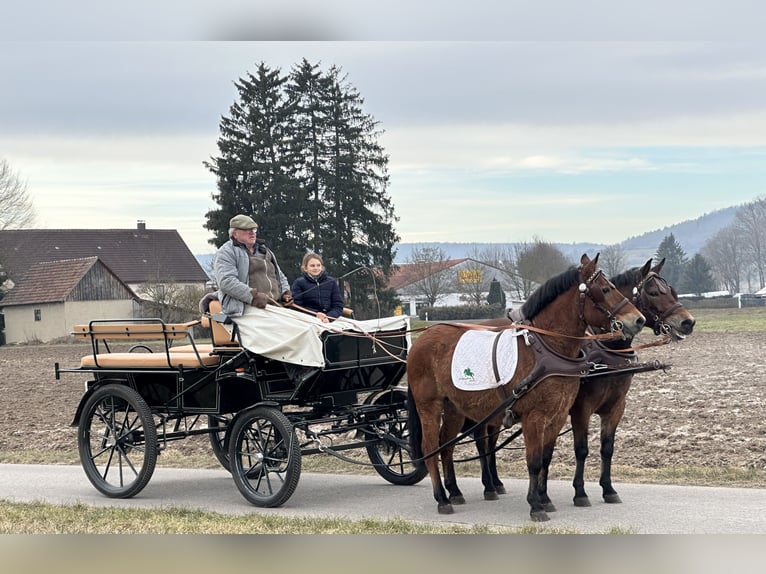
(570, 257), (696, 506)
(406, 254), (646, 521)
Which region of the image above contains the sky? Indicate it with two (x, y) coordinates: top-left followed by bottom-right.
(3, 1), (766, 255)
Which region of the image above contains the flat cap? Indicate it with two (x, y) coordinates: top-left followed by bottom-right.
(229, 214), (258, 230)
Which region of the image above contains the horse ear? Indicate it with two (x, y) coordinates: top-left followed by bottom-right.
(640, 259), (652, 277)
(652, 257), (666, 274)
(580, 253), (591, 265)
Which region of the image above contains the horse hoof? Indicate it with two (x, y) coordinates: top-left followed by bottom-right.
(573, 496), (592, 507)
(543, 502), (556, 513)
(603, 494), (622, 504)
(450, 495), (466, 505)
(530, 510), (550, 522)
(495, 486), (507, 495)
(484, 491), (499, 501)
(438, 504), (454, 515)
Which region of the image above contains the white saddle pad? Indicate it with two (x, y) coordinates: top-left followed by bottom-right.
(451, 328), (525, 391)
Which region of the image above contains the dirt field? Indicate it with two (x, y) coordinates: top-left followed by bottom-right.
(1, 328), (765, 477)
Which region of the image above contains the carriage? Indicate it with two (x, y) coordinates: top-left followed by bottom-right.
(54, 300), (428, 507)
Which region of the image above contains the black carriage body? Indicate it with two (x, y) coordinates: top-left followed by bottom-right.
(69, 326), (409, 416)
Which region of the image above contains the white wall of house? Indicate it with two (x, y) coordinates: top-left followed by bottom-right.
(2, 300), (134, 344)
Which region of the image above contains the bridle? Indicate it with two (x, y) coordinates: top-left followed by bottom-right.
(632, 272), (685, 336)
(578, 267), (632, 335)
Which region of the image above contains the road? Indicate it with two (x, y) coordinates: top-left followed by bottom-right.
(2, 463), (766, 533)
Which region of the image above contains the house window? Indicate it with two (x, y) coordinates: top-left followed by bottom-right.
(34, 309), (42, 321)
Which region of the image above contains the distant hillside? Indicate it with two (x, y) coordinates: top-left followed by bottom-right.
(392, 205), (740, 267)
(195, 205), (741, 271)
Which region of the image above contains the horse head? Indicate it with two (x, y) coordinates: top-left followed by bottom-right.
(632, 257), (696, 340)
(578, 253), (645, 339)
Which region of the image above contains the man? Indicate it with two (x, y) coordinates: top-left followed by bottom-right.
(213, 214), (293, 317)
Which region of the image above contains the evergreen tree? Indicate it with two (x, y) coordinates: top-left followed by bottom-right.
(681, 253), (716, 295)
(487, 277), (506, 307)
(655, 233), (688, 288)
(204, 60), (399, 317)
(204, 62), (303, 269)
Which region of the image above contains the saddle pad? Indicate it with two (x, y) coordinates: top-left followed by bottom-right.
(451, 329), (525, 391)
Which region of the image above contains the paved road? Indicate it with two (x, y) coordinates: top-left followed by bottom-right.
(2, 463), (765, 533)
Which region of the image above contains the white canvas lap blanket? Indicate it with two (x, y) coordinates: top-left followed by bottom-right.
(451, 328), (526, 391)
(227, 305), (410, 367)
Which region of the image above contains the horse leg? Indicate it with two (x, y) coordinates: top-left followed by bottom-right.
(522, 418), (549, 522)
(570, 405), (592, 507)
(412, 396), (453, 514)
(485, 422), (506, 495)
(537, 442), (557, 513)
(473, 422), (499, 501)
(440, 404), (466, 505)
(599, 406), (626, 504)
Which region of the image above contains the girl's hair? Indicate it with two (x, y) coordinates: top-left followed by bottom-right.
(302, 252), (323, 269)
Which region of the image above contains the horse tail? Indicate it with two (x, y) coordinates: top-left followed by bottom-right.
(407, 385), (424, 460)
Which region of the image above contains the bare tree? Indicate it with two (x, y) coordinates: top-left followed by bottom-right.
(0, 158), (36, 230)
(702, 225), (745, 294)
(735, 196), (766, 290)
(600, 244), (628, 277)
(403, 245), (453, 307)
(514, 237), (572, 297)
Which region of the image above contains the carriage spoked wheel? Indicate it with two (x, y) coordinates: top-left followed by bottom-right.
(77, 383), (158, 498)
(207, 414), (232, 472)
(364, 388), (429, 486)
(228, 406), (301, 507)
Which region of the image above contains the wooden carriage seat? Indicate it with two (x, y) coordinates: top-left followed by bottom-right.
(73, 320), (221, 368)
(200, 299), (240, 347)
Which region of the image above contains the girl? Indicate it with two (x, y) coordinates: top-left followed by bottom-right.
(291, 253), (344, 322)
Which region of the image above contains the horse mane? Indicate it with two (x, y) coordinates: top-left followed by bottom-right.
(610, 267), (641, 290)
(521, 266), (580, 320)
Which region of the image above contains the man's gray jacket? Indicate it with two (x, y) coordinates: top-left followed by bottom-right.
(213, 239), (289, 317)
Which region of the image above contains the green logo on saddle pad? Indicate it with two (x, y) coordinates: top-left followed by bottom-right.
(462, 367), (475, 381)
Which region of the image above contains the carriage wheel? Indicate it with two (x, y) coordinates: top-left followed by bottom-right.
(207, 414), (231, 472)
(78, 383), (158, 498)
(228, 406), (301, 507)
(364, 388), (428, 486)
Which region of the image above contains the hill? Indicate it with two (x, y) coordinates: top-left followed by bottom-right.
(392, 205), (740, 267)
(195, 205), (741, 270)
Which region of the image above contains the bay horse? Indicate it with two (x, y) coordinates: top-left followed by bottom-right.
(406, 254), (646, 521)
(570, 257), (696, 506)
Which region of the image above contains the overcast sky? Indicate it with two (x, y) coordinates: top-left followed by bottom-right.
(3, 1), (766, 255)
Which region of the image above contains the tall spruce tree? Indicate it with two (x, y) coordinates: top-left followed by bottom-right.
(319, 66), (399, 316)
(204, 62), (303, 269)
(655, 233), (688, 288)
(204, 60), (399, 317)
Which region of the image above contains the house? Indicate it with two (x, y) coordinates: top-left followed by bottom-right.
(0, 257), (138, 344)
(0, 221), (208, 298)
(0, 221), (209, 344)
(388, 258), (517, 316)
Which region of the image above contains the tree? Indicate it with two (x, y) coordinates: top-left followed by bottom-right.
(681, 253), (716, 295)
(735, 196), (766, 290)
(655, 233), (688, 288)
(405, 245), (452, 306)
(487, 277), (506, 307)
(701, 225), (745, 294)
(204, 61), (399, 318)
(204, 63), (308, 273)
(1, 158), (35, 230)
(600, 244), (628, 278)
(514, 238), (572, 297)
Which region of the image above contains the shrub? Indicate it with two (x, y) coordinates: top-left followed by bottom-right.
(418, 303), (505, 321)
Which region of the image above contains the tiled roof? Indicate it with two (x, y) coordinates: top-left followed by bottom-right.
(0, 227), (207, 284)
(1, 257), (129, 306)
(387, 259), (467, 290)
